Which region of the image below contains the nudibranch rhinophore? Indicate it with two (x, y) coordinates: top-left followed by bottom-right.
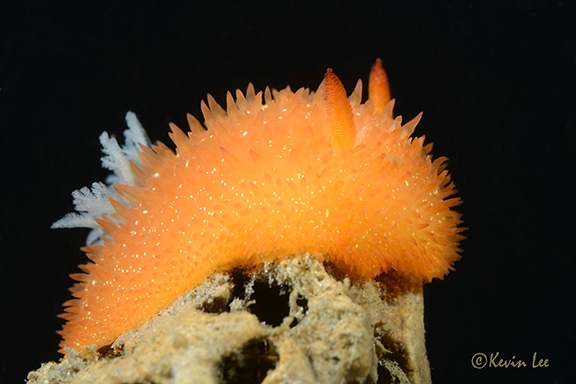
(53, 59), (464, 353)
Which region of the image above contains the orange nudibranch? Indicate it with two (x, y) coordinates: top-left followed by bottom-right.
(54, 60), (464, 353)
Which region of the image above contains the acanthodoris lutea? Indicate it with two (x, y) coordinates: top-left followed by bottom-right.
(54, 60), (464, 353)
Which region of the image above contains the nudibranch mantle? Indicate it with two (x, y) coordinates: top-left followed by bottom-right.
(53, 61), (464, 353)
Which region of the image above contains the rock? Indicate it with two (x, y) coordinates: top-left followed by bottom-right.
(27, 254), (431, 384)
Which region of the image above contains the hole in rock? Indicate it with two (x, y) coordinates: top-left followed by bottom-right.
(290, 295), (309, 328)
(228, 269), (250, 305)
(377, 363), (402, 384)
(249, 280), (290, 327)
(201, 294), (230, 314)
(376, 334), (411, 383)
(96, 343), (124, 359)
(224, 268), (296, 327)
(218, 337), (279, 384)
(296, 295), (308, 313)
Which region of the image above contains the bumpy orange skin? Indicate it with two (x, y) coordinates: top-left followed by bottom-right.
(59, 67), (463, 352)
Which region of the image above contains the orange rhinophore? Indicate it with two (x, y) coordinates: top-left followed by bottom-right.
(53, 60), (464, 353)
(324, 68), (357, 153)
(368, 58), (392, 115)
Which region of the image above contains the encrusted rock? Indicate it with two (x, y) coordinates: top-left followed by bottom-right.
(28, 255), (431, 384)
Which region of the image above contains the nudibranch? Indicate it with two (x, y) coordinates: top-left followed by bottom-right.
(53, 60), (464, 353)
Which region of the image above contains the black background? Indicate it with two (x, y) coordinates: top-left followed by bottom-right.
(1, 1), (574, 383)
